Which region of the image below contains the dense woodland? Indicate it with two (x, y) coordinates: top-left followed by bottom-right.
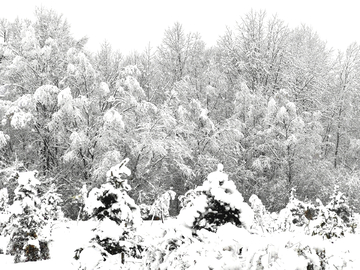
(0, 8), (360, 217)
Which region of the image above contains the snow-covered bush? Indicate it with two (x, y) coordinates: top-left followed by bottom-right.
(3, 171), (50, 263)
(0, 166), (25, 205)
(272, 188), (317, 233)
(0, 188), (9, 225)
(143, 164), (255, 269)
(326, 185), (356, 232)
(275, 187), (355, 240)
(41, 183), (64, 221)
(310, 198), (347, 240)
(0, 187), (10, 254)
(179, 164), (254, 233)
(310, 186), (356, 239)
(140, 189), (176, 221)
(242, 190), (359, 269)
(139, 204), (152, 220)
(249, 194), (276, 233)
(0, 188), (9, 213)
(74, 158), (143, 270)
(144, 223), (253, 270)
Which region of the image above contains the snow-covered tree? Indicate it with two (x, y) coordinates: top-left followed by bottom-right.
(218, 10), (290, 92)
(3, 171), (50, 263)
(157, 22), (205, 84)
(74, 158), (142, 269)
(144, 164), (254, 269)
(179, 164), (254, 233)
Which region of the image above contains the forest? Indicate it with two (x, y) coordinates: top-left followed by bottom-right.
(1, 7), (360, 218)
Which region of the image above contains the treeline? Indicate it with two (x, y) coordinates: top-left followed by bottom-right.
(0, 8), (359, 216)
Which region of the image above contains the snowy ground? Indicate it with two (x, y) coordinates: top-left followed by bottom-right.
(1, 220), (94, 269)
(0, 219), (176, 270)
(0, 218), (359, 269)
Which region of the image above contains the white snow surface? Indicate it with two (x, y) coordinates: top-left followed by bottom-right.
(95, 217), (125, 240)
(17, 171), (40, 186)
(0, 217), (359, 269)
(0, 220), (96, 269)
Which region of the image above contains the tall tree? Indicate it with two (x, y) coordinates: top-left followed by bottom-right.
(218, 10), (290, 94)
(323, 43), (360, 169)
(94, 41), (122, 90)
(157, 22), (205, 85)
(285, 25), (331, 112)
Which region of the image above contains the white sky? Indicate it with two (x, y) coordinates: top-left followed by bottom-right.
(2, 0), (359, 54)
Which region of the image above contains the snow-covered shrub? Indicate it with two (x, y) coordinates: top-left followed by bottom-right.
(0, 187), (9, 214)
(0, 188), (9, 232)
(178, 187), (198, 209)
(249, 194), (276, 233)
(74, 158), (143, 269)
(275, 189), (317, 233)
(143, 164), (255, 269)
(140, 189), (176, 221)
(139, 203), (152, 220)
(288, 189), (317, 227)
(41, 183), (64, 221)
(179, 164), (254, 233)
(326, 185), (356, 233)
(261, 234), (328, 270)
(311, 186), (355, 239)
(0, 188), (10, 254)
(0, 167), (25, 205)
(276, 187), (354, 240)
(143, 223), (252, 270)
(310, 198), (347, 240)
(3, 171), (50, 263)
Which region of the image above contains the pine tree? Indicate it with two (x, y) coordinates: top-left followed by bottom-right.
(3, 171), (50, 263)
(74, 158), (142, 269)
(179, 164), (254, 234)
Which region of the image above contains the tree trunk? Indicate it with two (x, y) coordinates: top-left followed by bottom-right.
(334, 107), (343, 168)
(334, 129), (340, 168)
